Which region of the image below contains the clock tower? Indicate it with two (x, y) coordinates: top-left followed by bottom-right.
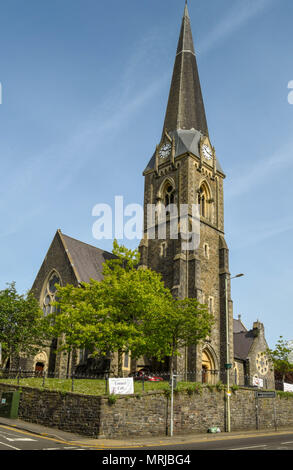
(139, 3), (234, 382)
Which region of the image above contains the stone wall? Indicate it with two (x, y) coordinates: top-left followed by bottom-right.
(0, 383), (293, 438)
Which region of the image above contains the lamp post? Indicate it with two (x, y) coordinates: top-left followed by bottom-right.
(225, 273), (244, 433)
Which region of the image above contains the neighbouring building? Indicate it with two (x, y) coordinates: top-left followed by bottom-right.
(233, 316), (275, 389)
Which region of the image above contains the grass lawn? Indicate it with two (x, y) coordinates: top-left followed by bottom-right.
(0, 377), (171, 396)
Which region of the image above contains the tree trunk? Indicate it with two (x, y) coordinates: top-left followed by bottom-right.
(118, 349), (123, 377)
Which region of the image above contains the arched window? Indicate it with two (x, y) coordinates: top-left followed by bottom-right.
(42, 272), (61, 316)
(198, 182), (212, 220)
(203, 243), (209, 259)
(163, 182), (175, 207)
(160, 241), (168, 258)
(234, 362), (239, 385)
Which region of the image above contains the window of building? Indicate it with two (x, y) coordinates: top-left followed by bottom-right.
(197, 182), (212, 220)
(122, 351), (131, 370)
(42, 272), (61, 316)
(204, 243), (209, 259)
(160, 180), (175, 208)
(234, 362), (239, 385)
(160, 241), (168, 258)
(208, 296), (214, 314)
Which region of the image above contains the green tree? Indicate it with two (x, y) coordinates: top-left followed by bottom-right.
(267, 336), (293, 384)
(138, 297), (214, 375)
(0, 282), (49, 368)
(51, 241), (214, 377)
(52, 242), (171, 376)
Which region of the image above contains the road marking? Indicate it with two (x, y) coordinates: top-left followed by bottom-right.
(63, 446), (81, 449)
(229, 444), (268, 450)
(6, 437), (36, 442)
(43, 448), (61, 451)
(0, 430), (22, 437)
(0, 440), (20, 450)
(281, 441), (293, 445)
(0, 425), (101, 449)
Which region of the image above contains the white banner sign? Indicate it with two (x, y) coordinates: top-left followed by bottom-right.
(109, 378), (134, 395)
(284, 382), (293, 392)
(253, 376), (264, 388)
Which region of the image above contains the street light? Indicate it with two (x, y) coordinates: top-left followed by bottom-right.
(225, 273), (244, 433)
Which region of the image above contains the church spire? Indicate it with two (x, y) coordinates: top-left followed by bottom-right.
(162, 3), (209, 137)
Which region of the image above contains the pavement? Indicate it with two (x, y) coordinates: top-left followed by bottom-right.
(1, 416), (293, 449)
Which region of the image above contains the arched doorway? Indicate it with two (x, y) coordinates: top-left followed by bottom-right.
(33, 351), (48, 376)
(35, 362), (45, 375)
(202, 348), (216, 384)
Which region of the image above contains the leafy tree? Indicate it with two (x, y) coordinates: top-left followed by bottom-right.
(51, 242), (170, 376)
(138, 297), (214, 375)
(51, 241), (214, 377)
(0, 282), (49, 368)
(267, 336), (293, 384)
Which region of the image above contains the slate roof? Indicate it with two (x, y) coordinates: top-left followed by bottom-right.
(233, 330), (255, 361)
(60, 232), (117, 284)
(162, 3), (209, 137)
(144, 129), (224, 175)
(233, 317), (248, 334)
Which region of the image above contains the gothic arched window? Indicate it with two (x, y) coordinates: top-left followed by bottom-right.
(163, 183), (175, 207)
(198, 182), (212, 220)
(42, 272), (61, 316)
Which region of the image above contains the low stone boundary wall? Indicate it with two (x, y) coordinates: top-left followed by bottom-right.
(0, 383), (293, 438)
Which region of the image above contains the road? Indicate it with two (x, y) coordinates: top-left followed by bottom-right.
(0, 424), (90, 451)
(1, 424), (293, 452)
(143, 432), (293, 451)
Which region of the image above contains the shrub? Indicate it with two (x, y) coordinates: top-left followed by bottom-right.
(108, 394), (117, 405)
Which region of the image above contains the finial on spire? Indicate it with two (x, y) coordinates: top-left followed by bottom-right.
(184, 0), (190, 18)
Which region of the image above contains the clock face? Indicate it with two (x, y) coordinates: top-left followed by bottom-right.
(256, 352), (269, 376)
(202, 144), (213, 161)
(159, 142), (171, 159)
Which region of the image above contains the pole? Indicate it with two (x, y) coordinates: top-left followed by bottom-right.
(273, 397), (277, 431)
(255, 393), (259, 430)
(170, 371), (174, 437)
(225, 275), (231, 433)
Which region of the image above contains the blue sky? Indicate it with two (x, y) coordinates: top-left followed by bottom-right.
(0, 0), (293, 348)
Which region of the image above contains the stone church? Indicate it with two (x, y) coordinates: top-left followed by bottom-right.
(22, 4), (273, 388)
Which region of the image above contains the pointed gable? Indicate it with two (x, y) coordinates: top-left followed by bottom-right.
(61, 232), (116, 283)
(31, 230), (117, 301)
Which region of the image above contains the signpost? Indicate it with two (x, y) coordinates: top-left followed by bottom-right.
(256, 391), (276, 398)
(170, 372), (178, 437)
(255, 390), (277, 431)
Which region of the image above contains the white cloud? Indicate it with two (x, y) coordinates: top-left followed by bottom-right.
(199, 0), (275, 54)
(232, 217), (293, 250)
(225, 137), (293, 200)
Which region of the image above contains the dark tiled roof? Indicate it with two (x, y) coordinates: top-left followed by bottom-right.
(144, 129), (224, 175)
(233, 330), (254, 361)
(162, 3), (209, 137)
(61, 233), (117, 283)
(233, 318), (247, 334)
